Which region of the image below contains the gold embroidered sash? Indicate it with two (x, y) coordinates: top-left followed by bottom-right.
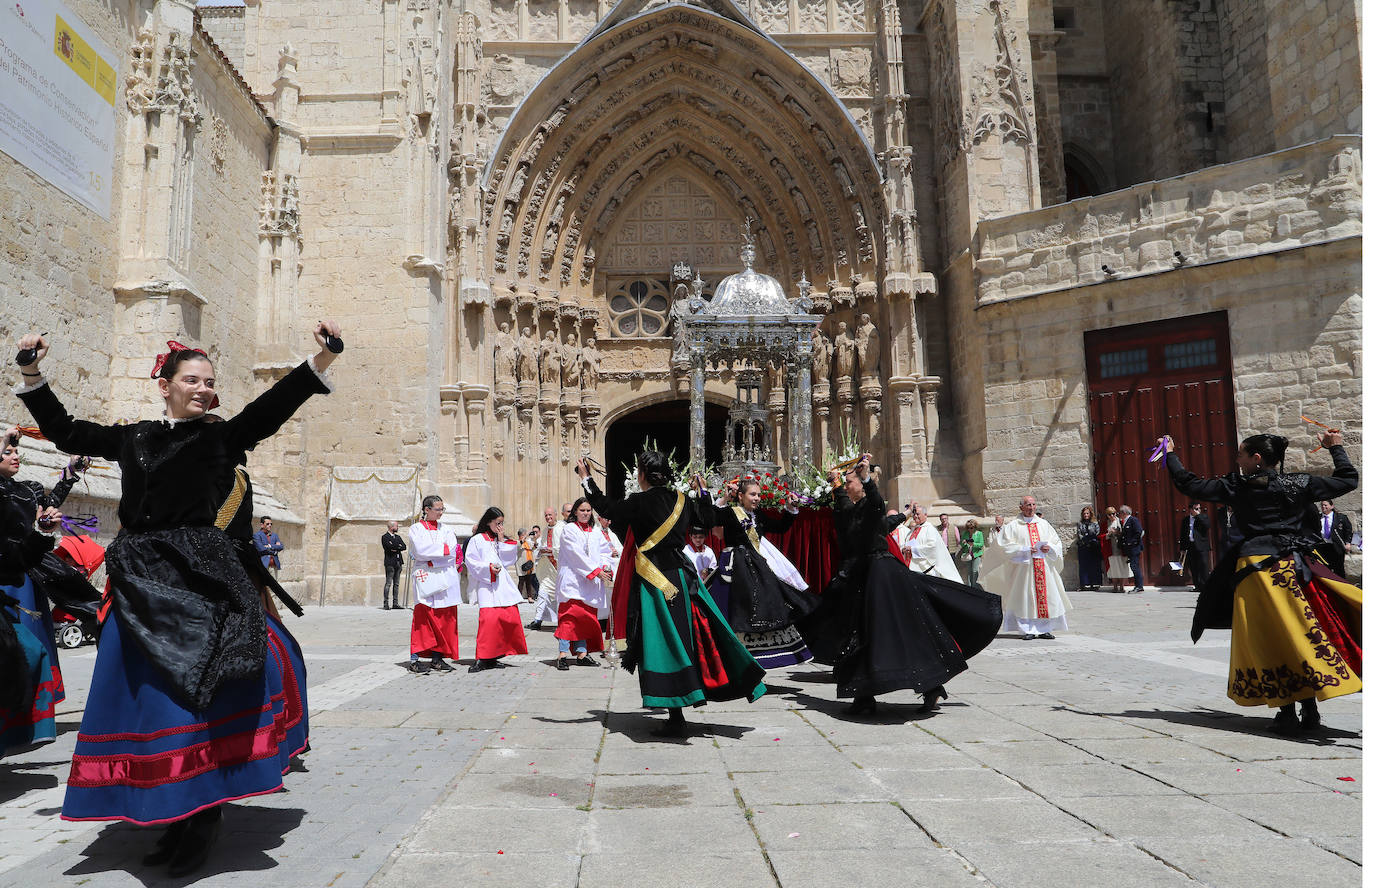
(214, 466), (248, 531)
(636, 491), (686, 601)
(731, 505), (762, 552)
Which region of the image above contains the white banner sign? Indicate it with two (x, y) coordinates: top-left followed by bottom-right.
(327, 466), (422, 522)
(0, 0), (116, 218)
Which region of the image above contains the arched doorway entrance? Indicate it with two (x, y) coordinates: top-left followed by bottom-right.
(603, 400), (727, 499)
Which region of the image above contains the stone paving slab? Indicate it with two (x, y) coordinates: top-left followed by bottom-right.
(0, 591), (1361, 888)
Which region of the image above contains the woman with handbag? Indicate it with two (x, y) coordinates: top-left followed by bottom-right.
(1075, 506), (1102, 590)
(957, 519), (984, 588)
(407, 495), (463, 674)
(517, 529), (539, 601)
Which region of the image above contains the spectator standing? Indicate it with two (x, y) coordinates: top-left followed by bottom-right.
(1103, 507), (1131, 592)
(1177, 502), (1212, 590)
(957, 519), (984, 588)
(1074, 506), (1102, 590)
(381, 520), (407, 609)
(253, 516), (284, 577)
(1316, 499), (1355, 578)
(517, 528), (539, 600)
(1118, 505), (1145, 593)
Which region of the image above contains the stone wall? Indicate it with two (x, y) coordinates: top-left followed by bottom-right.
(951, 137), (1363, 585)
(974, 136), (1362, 304)
(966, 239), (1361, 585)
(1214, 0), (1274, 161)
(198, 5), (246, 73)
(1265, 0), (1362, 151)
(1103, 0), (1223, 187)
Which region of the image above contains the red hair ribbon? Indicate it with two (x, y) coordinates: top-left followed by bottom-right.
(16, 426), (47, 441)
(149, 340), (205, 379)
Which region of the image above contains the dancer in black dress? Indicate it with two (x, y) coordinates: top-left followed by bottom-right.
(14, 325), (338, 875)
(817, 454), (1002, 715)
(704, 477), (817, 669)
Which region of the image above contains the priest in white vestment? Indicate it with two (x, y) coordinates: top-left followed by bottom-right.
(982, 495), (1072, 639)
(906, 506), (963, 582)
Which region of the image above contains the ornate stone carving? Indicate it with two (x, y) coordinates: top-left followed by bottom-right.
(156, 30), (201, 127)
(126, 28), (157, 114)
(810, 326), (831, 388)
(560, 333), (582, 389)
(856, 311), (881, 384)
(832, 321), (856, 390)
(579, 337), (601, 398)
(539, 329), (562, 392)
(493, 321), (517, 403)
(968, 0), (1034, 148)
(259, 172), (301, 242)
(833, 48), (873, 97)
(836, 0), (868, 31)
(208, 115), (228, 173)
(515, 325), (539, 404)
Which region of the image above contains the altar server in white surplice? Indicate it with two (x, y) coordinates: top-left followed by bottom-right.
(906, 506), (963, 582)
(982, 495), (1072, 640)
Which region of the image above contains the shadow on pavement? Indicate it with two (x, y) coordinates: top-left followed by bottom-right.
(1095, 706), (1362, 744)
(778, 688), (940, 724)
(592, 708), (757, 743)
(0, 763), (61, 803)
(63, 805), (306, 884)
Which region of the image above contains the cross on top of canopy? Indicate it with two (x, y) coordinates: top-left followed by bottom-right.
(482, 1), (883, 295)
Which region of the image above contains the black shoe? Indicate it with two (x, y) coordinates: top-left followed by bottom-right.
(651, 713), (687, 737)
(1299, 700), (1322, 730)
(1270, 705), (1300, 736)
(1037, 632), (1055, 640)
(1021, 634), (1036, 641)
(430, 660), (456, 673)
(142, 819), (190, 866)
(846, 696), (878, 716)
(917, 686), (948, 713)
(408, 661), (430, 675)
(574, 655), (599, 667)
(526, 621), (543, 630)
(166, 807), (222, 877)
(555, 658), (570, 671)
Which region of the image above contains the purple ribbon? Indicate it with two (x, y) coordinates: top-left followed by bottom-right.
(1147, 440), (1168, 463)
(59, 513), (100, 535)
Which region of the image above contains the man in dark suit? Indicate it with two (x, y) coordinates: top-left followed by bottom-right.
(1118, 505), (1144, 593)
(1316, 500), (1355, 578)
(1177, 502), (1211, 590)
(381, 520), (408, 609)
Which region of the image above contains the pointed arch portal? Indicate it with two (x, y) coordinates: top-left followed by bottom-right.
(483, 2), (885, 297)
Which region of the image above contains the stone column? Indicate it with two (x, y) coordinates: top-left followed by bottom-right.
(888, 376), (918, 470)
(918, 376), (941, 468)
(441, 383), (465, 470)
(689, 357), (706, 468)
(794, 359), (813, 470)
(463, 383), (490, 476)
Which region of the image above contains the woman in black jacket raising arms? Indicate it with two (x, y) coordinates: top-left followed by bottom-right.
(1162, 430), (1360, 733)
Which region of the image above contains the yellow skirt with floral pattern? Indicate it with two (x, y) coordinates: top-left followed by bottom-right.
(1228, 554), (1362, 707)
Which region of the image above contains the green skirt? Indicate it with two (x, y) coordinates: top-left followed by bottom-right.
(633, 568), (767, 709)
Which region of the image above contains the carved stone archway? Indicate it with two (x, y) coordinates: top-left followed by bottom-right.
(481, 2), (885, 304)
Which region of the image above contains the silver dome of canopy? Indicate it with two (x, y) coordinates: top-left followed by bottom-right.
(706, 226), (794, 316)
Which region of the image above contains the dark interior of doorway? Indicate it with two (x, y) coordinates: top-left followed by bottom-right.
(602, 400), (727, 500)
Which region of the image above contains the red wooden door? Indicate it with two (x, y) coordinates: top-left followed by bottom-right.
(1085, 312), (1237, 584)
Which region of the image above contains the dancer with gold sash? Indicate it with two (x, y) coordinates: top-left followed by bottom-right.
(578, 450), (765, 737)
(1162, 430), (1360, 734)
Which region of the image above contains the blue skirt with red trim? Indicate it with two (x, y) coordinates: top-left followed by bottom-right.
(61, 610), (308, 825)
(1, 575), (64, 755)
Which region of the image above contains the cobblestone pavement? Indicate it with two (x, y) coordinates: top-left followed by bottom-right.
(0, 590), (1360, 887)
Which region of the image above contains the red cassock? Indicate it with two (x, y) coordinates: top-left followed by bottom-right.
(554, 599), (605, 651)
